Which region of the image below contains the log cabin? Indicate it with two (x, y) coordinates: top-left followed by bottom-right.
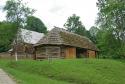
(34, 27), (98, 59)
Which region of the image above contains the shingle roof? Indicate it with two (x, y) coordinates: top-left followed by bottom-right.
(35, 27), (98, 51)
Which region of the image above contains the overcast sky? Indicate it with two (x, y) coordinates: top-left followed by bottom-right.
(0, 0), (98, 30)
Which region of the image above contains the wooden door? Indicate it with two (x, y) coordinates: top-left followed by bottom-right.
(65, 47), (76, 59)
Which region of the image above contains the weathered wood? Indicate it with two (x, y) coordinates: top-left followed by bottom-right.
(87, 50), (96, 58)
(35, 46), (61, 59)
(65, 47), (76, 59)
(34, 27), (98, 60)
(35, 27), (98, 51)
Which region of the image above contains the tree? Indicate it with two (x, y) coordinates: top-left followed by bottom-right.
(0, 22), (17, 52)
(89, 26), (99, 37)
(97, 0), (125, 42)
(25, 16), (47, 34)
(89, 26), (99, 43)
(96, 0), (125, 58)
(3, 0), (35, 27)
(96, 28), (122, 58)
(3, 0), (35, 61)
(64, 14), (87, 36)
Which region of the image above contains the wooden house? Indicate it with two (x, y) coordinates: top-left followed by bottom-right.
(10, 28), (44, 58)
(34, 27), (98, 59)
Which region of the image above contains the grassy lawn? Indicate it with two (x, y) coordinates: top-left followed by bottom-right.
(0, 59), (125, 84)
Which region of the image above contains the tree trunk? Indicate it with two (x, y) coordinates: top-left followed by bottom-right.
(15, 51), (18, 61)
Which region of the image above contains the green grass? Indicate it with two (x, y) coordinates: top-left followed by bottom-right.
(0, 59), (125, 84)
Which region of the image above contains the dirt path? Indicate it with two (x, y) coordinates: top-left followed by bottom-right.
(0, 69), (16, 84)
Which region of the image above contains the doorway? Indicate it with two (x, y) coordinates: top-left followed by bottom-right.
(76, 48), (87, 58)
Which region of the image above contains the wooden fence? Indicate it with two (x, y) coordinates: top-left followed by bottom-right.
(0, 52), (33, 59)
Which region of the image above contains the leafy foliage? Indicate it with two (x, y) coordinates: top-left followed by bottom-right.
(0, 22), (17, 52)
(3, 0), (35, 27)
(89, 26), (99, 43)
(25, 16), (47, 34)
(96, 0), (125, 58)
(64, 14), (87, 36)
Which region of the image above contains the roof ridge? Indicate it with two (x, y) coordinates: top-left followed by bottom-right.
(21, 28), (43, 34)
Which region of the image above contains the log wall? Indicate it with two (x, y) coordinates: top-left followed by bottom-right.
(36, 46), (61, 59)
(35, 46), (96, 59)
